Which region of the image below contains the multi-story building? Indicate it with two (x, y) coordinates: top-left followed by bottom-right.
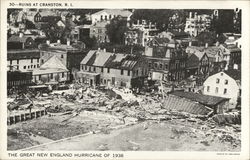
(184, 12), (212, 37)
(89, 9), (132, 44)
(39, 40), (87, 73)
(144, 37), (187, 81)
(89, 21), (109, 43)
(7, 49), (40, 72)
(78, 49), (148, 88)
(32, 55), (70, 84)
(203, 69), (241, 109)
(91, 9), (132, 24)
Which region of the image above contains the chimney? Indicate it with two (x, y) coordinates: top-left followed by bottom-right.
(233, 64), (238, 70)
(189, 12), (192, 18)
(19, 32), (24, 38)
(194, 12), (197, 19)
(189, 41), (192, 46)
(57, 39), (61, 44)
(215, 41), (219, 47)
(205, 43), (208, 48)
(67, 40), (70, 46)
(46, 40), (50, 45)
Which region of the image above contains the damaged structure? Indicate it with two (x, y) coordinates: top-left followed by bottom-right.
(78, 49), (148, 88)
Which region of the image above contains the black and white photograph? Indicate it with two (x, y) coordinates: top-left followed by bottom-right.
(1, 0), (250, 159)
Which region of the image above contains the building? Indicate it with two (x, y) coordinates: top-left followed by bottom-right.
(184, 12), (212, 37)
(32, 55), (70, 84)
(168, 90), (229, 114)
(145, 37), (187, 81)
(39, 40), (86, 73)
(7, 71), (32, 90)
(124, 28), (144, 46)
(78, 49), (148, 88)
(203, 70), (241, 109)
(7, 49), (40, 72)
(89, 9), (133, 44)
(91, 9), (132, 24)
(219, 43), (241, 70)
(89, 21), (109, 43)
(130, 20), (159, 46)
(186, 45), (225, 76)
(8, 33), (36, 49)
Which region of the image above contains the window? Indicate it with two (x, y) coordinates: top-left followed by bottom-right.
(82, 65), (84, 70)
(207, 86), (210, 92)
(101, 67), (103, 72)
(41, 59), (44, 64)
(39, 75), (41, 80)
(89, 67), (91, 72)
(225, 80), (228, 85)
(17, 66), (19, 70)
(30, 65), (33, 68)
(109, 15), (112, 19)
(165, 64), (168, 70)
(50, 73), (53, 79)
(136, 70), (139, 76)
(159, 64), (163, 69)
(93, 67), (96, 72)
(10, 60), (12, 65)
(148, 63), (152, 68)
(154, 63), (158, 69)
(85, 65), (87, 70)
(28, 66), (30, 69)
(224, 88), (227, 94)
(107, 68), (110, 73)
(34, 65), (36, 68)
(121, 69), (124, 75)
(37, 59), (39, 63)
(17, 60), (19, 64)
(37, 64), (39, 68)
(216, 78), (220, 84)
(62, 72), (64, 78)
(128, 70), (130, 76)
(31, 59), (33, 63)
(215, 87), (219, 93)
(61, 54), (64, 58)
(23, 66), (26, 69)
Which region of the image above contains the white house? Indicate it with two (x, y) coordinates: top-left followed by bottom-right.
(91, 9), (132, 24)
(32, 55), (69, 84)
(203, 70), (241, 109)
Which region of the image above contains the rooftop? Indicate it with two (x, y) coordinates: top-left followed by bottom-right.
(170, 90), (228, 107)
(92, 9), (132, 18)
(7, 49), (40, 60)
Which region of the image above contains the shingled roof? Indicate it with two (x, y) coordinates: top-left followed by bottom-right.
(170, 91), (228, 107)
(92, 9), (132, 18)
(80, 50), (141, 70)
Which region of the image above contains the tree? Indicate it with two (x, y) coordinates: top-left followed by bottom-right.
(196, 31), (217, 46)
(25, 19), (36, 29)
(106, 16), (128, 44)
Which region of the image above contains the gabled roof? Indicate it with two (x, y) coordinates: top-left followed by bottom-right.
(153, 37), (170, 45)
(40, 55), (67, 70)
(36, 10), (59, 17)
(92, 9), (132, 17)
(33, 55), (68, 75)
(170, 91), (229, 107)
(80, 50), (141, 70)
(221, 44), (241, 52)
